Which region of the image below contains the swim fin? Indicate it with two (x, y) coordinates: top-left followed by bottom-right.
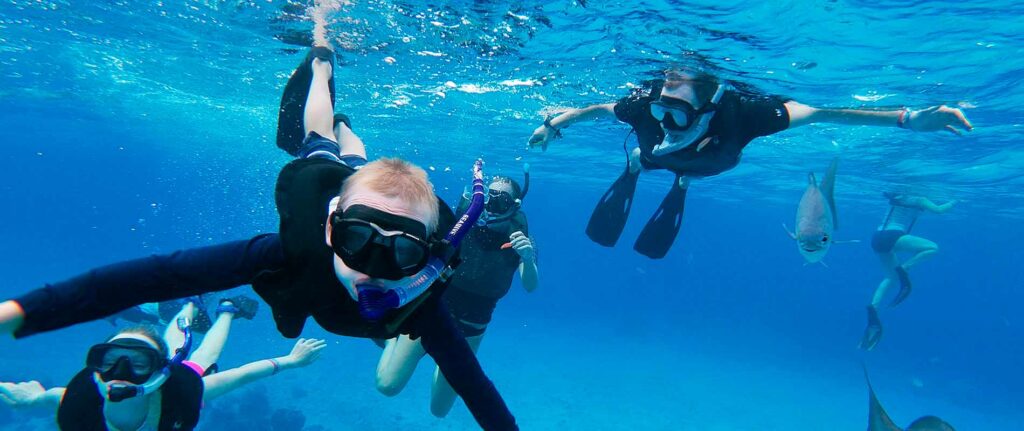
(633, 177), (687, 259)
(890, 265), (912, 307)
(276, 46), (337, 156)
(859, 305), (883, 351)
(585, 166), (640, 247)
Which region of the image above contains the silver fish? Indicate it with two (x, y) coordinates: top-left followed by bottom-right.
(786, 158), (839, 263)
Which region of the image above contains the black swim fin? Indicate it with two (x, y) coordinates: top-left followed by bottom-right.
(276, 46), (337, 156)
(585, 166), (640, 247)
(633, 177), (687, 259)
(859, 305), (884, 351)
(890, 265), (912, 307)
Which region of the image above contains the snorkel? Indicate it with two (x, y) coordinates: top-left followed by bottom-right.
(96, 317), (194, 402)
(357, 159), (486, 321)
(652, 83), (726, 156)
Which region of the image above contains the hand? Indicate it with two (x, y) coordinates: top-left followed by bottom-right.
(509, 231), (535, 262)
(527, 125), (553, 151)
(282, 338), (327, 369)
(0, 300), (25, 336)
(908, 105), (973, 135)
(0, 381), (45, 407)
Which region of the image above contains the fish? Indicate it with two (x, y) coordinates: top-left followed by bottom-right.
(865, 365), (957, 431)
(785, 157), (852, 263)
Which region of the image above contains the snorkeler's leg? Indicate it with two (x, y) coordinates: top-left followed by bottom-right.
(375, 334), (427, 396)
(187, 307), (235, 370)
(430, 333), (485, 417)
(304, 56), (336, 142)
(334, 120), (367, 160)
(162, 302), (196, 357)
(871, 252), (899, 307)
(894, 235), (938, 269)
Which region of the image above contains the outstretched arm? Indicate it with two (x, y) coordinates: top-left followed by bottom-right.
(527, 103), (617, 150)
(0, 381), (64, 411)
(3, 234), (284, 338)
(785, 101), (973, 135)
(201, 338), (326, 402)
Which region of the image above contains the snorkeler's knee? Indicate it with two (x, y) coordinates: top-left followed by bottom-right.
(375, 374), (406, 397)
(429, 402), (452, 418)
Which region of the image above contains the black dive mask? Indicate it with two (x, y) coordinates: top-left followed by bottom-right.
(87, 339), (166, 385)
(485, 189), (518, 216)
(330, 204), (433, 281)
(650, 96), (718, 131)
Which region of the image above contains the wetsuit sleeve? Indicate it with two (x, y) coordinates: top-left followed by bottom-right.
(737, 94), (790, 140)
(418, 300), (517, 430)
(12, 234), (285, 338)
(613, 94), (651, 126)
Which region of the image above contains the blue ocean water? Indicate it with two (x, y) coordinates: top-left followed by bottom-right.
(1, 0), (1022, 429)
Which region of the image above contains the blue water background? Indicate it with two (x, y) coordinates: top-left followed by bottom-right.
(1, 0), (1022, 429)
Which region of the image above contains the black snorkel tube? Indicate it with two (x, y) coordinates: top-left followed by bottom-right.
(104, 317), (194, 402)
(357, 159), (487, 321)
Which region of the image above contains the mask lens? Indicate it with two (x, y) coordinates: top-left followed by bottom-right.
(486, 190), (514, 214)
(339, 223), (374, 255)
(89, 344), (159, 376)
(651, 100), (698, 130)
(392, 237), (427, 271)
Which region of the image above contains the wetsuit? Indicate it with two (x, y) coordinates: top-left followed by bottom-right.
(58, 364), (203, 431)
(613, 79), (790, 176)
(443, 213), (528, 337)
(12, 158), (517, 431)
(871, 204), (923, 254)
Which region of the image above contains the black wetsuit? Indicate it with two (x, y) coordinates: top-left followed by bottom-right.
(613, 79), (790, 176)
(13, 158), (517, 431)
(444, 213), (528, 337)
(58, 365), (203, 431)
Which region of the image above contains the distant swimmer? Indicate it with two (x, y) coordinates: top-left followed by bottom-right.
(375, 168), (540, 418)
(864, 366), (956, 431)
(860, 192), (956, 351)
(785, 158), (858, 264)
(527, 68), (972, 260)
(0, 302), (323, 431)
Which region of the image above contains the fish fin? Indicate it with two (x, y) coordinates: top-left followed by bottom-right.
(807, 172), (817, 185)
(864, 364), (904, 431)
(833, 239), (862, 245)
(820, 157), (839, 229)
(782, 223), (796, 240)
(820, 260), (830, 269)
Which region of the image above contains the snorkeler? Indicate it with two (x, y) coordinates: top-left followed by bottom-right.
(0, 36), (518, 431)
(375, 170), (539, 418)
(527, 69), (973, 259)
(859, 192), (956, 351)
(0, 302), (324, 430)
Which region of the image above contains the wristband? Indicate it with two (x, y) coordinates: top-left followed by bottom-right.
(543, 116), (563, 138)
(897, 108), (912, 129)
(268, 358), (281, 375)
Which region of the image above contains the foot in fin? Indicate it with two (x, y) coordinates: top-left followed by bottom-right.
(890, 265), (912, 307)
(217, 295), (260, 320)
(585, 165), (640, 247)
(276, 46), (337, 156)
(191, 306), (213, 334)
(859, 305), (883, 351)
(633, 177), (687, 259)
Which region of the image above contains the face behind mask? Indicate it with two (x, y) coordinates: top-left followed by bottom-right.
(651, 84), (727, 157)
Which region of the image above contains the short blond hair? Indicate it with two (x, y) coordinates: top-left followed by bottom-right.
(338, 158), (440, 233)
